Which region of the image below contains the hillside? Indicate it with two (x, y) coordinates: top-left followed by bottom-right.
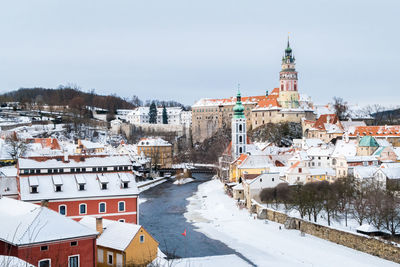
(0, 87), (135, 112)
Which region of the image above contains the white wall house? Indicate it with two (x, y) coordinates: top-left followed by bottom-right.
(127, 107), (185, 125)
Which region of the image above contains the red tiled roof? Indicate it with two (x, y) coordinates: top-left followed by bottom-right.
(311, 114), (340, 130)
(27, 138), (61, 150)
(348, 125), (400, 137)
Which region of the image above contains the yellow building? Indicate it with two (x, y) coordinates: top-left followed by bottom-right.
(137, 137), (172, 169)
(230, 155), (272, 183)
(80, 217), (159, 267)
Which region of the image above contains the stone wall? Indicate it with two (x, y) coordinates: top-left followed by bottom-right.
(252, 201), (400, 264)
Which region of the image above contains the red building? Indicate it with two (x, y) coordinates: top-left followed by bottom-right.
(17, 155), (139, 224)
(0, 197), (98, 267)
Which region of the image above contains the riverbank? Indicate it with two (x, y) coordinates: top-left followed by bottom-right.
(184, 179), (398, 267)
(137, 177), (169, 193)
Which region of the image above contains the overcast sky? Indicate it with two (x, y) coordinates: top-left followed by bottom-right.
(0, 0), (398, 106)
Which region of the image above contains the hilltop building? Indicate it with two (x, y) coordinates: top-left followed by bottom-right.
(192, 39), (315, 143)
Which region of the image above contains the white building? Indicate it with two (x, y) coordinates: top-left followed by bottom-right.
(127, 107), (186, 125)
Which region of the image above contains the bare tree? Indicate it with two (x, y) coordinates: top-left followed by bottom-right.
(5, 135), (28, 161)
(332, 97), (349, 120)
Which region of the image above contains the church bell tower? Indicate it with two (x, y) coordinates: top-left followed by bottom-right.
(232, 90), (247, 159)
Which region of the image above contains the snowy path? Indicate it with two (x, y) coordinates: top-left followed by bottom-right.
(184, 179), (399, 267)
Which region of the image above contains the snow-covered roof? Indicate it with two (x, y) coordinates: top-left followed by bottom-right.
(345, 156), (378, 162)
(0, 176), (18, 196)
(19, 172), (139, 201)
(79, 140), (104, 149)
(0, 166), (17, 177)
(341, 120), (366, 132)
(238, 155), (273, 169)
(289, 151), (310, 161)
(306, 146), (334, 157)
(331, 140), (357, 158)
(303, 138), (324, 148)
(79, 216), (143, 251)
(232, 183), (244, 190)
(137, 137), (171, 147)
(353, 166), (378, 179)
(18, 156), (132, 170)
(0, 197), (97, 246)
(0, 256), (35, 267)
(379, 168), (400, 179)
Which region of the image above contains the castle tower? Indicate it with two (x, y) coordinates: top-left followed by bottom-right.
(278, 38), (300, 108)
(232, 91), (247, 159)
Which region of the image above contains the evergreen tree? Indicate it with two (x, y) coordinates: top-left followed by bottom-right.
(149, 102), (157, 124)
(162, 105), (168, 124)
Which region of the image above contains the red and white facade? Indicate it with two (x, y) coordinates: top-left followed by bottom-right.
(17, 155), (139, 224)
(0, 197), (98, 267)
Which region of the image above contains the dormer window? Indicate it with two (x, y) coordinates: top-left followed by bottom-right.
(75, 174), (86, 191)
(123, 182), (129, 188)
(31, 186), (38, 193)
(52, 175), (63, 192)
(98, 174), (109, 190)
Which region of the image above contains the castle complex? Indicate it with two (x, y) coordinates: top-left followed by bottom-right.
(191, 39), (315, 143)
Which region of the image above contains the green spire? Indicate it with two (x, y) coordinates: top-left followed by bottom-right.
(233, 90), (245, 118)
(283, 36), (294, 63)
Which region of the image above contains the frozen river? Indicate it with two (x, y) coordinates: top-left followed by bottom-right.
(139, 173), (255, 265)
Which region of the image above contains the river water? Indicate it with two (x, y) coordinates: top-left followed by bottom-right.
(139, 173), (254, 265)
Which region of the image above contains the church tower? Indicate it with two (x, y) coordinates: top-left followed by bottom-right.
(278, 38), (300, 108)
(232, 91), (247, 159)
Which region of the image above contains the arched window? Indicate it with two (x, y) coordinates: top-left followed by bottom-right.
(79, 204), (87, 215)
(239, 124), (242, 132)
(59, 205), (67, 215)
(281, 84), (284, 90)
(118, 201), (125, 212)
(99, 202), (106, 213)
(239, 136), (243, 143)
(294, 84), (297, 91)
(239, 147), (243, 153)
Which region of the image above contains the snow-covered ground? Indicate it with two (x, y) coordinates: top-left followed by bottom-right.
(137, 177), (168, 193)
(151, 248), (250, 267)
(184, 179), (398, 267)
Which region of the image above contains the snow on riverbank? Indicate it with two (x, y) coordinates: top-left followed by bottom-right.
(173, 178), (195, 185)
(184, 179), (398, 267)
(137, 177), (168, 193)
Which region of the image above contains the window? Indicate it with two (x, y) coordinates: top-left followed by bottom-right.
(55, 185), (62, 192)
(70, 241), (78, 247)
(68, 255), (79, 267)
(79, 204), (87, 214)
(118, 201), (125, 212)
(40, 245), (48, 251)
(31, 186), (38, 193)
(123, 182), (129, 189)
(38, 259), (51, 267)
(101, 183), (107, 190)
(107, 252), (113, 265)
(99, 202), (106, 213)
(59, 205), (66, 215)
(118, 219), (125, 223)
(79, 184), (85, 191)
(272, 178), (275, 182)
(298, 168), (302, 173)
(140, 235), (145, 243)
(98, 249), (104, 263)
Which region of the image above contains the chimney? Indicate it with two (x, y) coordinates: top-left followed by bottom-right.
(64, 152), (69, 163)
(41, 200), (49, 207)
(96, 217), (103, 235)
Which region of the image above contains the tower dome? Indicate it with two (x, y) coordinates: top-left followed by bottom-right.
(233, 91), (245, 118)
